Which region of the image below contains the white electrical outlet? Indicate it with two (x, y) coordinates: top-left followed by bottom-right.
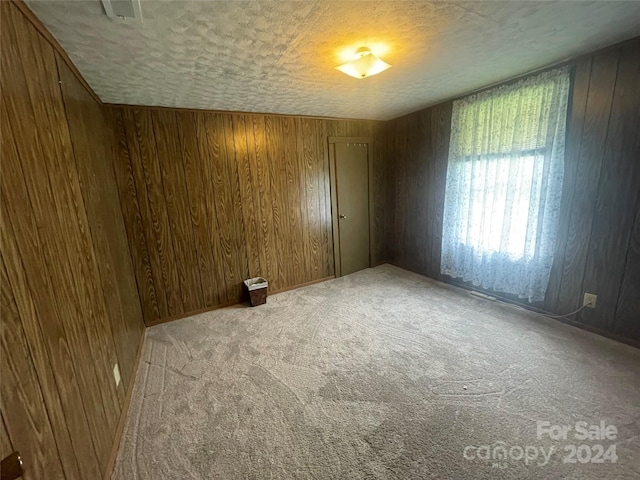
(113, 363), (121, 387)
(583, 293), (597, 309)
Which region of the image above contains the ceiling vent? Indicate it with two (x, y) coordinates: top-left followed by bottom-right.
(101, 0), (142, 21)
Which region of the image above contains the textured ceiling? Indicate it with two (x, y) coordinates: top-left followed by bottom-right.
(26, 0), (640, 120)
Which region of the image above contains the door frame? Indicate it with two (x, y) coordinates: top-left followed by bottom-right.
(328, 136), (375, 278)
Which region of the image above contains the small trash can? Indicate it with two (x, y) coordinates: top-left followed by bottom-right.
(244, 277), (268, 307)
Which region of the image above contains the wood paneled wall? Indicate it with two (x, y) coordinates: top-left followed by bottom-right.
(2, 4), (635, 479)
(112, 107), (383, 324)
(385, 38), (640, 343)
(385, 103), (452, 279)
(0, 2), (145, 479)
(545, 39), (640, 341)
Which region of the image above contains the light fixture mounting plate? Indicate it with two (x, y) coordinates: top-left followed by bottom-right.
(355, 47), (372, 57)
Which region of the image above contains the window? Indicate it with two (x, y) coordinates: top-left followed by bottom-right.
(441, 67), (571, 302)
(461, 151), (543, 259)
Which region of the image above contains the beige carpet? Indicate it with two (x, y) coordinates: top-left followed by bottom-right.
(113, 264), (640, 479)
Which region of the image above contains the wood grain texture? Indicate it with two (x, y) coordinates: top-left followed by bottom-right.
(385, 39), (640, 343)
(413, 111), (430, 275)
(0, 104), (96, 480)
(120, 108), (171, 319)
(371, 129), (386, 264)
(577, 40), (640, 331)
(0, 194), (89, 480)
(319, 120), (334, 277)
(282, 117), (304, 285)
(545, 56), (593, 311)
(176, 111), (220, 307)
(2, 3), (115, 469)
(11, 11), (122, 458)
(57, 56), (144, 389)
(10, 0), (101, 104)
(430, 102), (453, 280)
(233, 114), (262, 280)
(393, 115), (410, 268)
(136, 109), (186, 316)
(1, 416), (13, 458)
(111, 108), (162, 321)
(211, 112), (247, 301)
(107, 101), (377, 123)
(387, 106), (452, 279)
(0, 259), (65, 480)
(546, 39), (640, 341)
(264, 115), (287, 289)
(295, 118), (312, 283)
(1, 2), (145, 478)
(153, 110), (204, 312)
(554, 50), (620, 314)
(614, 202), (640, 340)
(102, 332), (146, 480)
(222, 113), (250, 299)
(376, 122), (396, 264)
(250, 115), (279, 288)
(114, 108), (380, 323)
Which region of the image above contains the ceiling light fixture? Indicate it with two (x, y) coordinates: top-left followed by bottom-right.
(336, 47), (391, 79)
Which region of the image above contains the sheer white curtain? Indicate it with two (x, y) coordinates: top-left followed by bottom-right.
(441, 67), (570, 302)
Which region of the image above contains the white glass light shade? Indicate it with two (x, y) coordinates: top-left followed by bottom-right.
(336, 47), (391, 79)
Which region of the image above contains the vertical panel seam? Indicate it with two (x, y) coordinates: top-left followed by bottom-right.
(575, 50), (621, 321)
(173, 111), (205, 304)
(111, 109), (156, 324)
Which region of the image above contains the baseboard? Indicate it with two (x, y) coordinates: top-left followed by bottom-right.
(372, 259), (393, 268)
(146, 275), (335, 328)
(384, 262), (639, 349)
(146, 298), (241, 327)
(547, 316), (639, 349)
(270, 275), (334, 295)
(103, 329), (146, 480)
(102, 275), (335, 476)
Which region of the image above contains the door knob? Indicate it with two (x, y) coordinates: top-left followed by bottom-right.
(338, 214), (346, 220)
(1, 451), (24, 480)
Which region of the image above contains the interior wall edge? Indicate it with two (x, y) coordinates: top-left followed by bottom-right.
(102, 330), (147, 480)
(1, 1), (147, 477)
(384, 38), (640, 344)
(385, 260), (640, 350)
(111, 105), (381, 324)
(146, 275), (335, 328)
(106, 103), (387, 125)
(10, 0), (102, 105)
(387, 35), (640, 124)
